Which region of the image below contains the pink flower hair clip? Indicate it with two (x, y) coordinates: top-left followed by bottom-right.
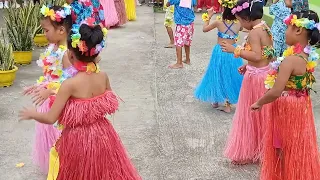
(231, 2), (249, 15)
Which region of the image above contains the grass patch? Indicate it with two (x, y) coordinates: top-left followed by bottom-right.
(310, 0), (320, 7)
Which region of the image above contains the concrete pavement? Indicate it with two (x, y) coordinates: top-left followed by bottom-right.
(1, 6), (320, 180)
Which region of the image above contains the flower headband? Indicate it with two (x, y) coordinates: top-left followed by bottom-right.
(218, 0), (237, 9)
(284, 14), (320, 31)
(70, 24), (108, 56)
(41, 4), (72, 22)
(231, 0), (263, 15)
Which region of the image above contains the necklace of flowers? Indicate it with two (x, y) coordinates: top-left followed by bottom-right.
(37, 44), (67, 86)
(264, 43), (319, 89)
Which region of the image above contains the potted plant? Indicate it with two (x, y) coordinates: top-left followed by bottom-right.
(4, 2), (39, 65)
(0, 32), (18, 87)
(33, 1), (49, 47)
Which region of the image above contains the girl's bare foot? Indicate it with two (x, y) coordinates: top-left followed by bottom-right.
(223, 105), (231, 113)
(165, 44), (174, 48)
(212, 103), (219, 108)
(168, 63), (183, 69)
(183, 59), (191, 65)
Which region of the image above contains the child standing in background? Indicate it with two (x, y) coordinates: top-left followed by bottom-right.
(164, 0), (175, 48)
(194, 1), (243, 113)
(269, 0), (290, 56)
(167, 0), (197, 69)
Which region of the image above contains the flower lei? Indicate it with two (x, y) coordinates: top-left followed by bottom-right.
(231, 0), (263, 15)
(231, 1), (249, 15)
(36, 44), (67, 91)
(70, 24), (108, 56)
(284, 14), (320, 31)
(40, 4), (72, 22)
(202, 13), (210, 22)
(216, 15), (239, 24)
(71, 0), (105, 25)
(218, 0), (237, 8)
(265, 44), (319, 89)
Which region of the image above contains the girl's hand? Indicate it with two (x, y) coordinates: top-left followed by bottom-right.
(19, 107), (37, 120)
(221, 41), (235, 53)
(32, 89), (54, 106)
(238, 64), (247, 75)
(207, 7), (215, 18)
(23, 85), (37, 95)
(251, 102), (262, 111)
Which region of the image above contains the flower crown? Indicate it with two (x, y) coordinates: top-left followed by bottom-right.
(218, 0), (237, 9)
(284, 14), (320, 31)
(231, 0), (263, 15)
(40, 4), (72, 22)
(70, 24), (108, 57)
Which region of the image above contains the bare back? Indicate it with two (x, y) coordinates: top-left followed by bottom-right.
(68, 72), (111, 99)
(217, 20), (242, 45)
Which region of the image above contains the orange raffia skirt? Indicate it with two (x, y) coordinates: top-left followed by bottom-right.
(260, 90), (320, 180)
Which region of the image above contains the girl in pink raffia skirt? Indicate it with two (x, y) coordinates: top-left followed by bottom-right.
(100, 0), (119, 28)
(221, 0), (275, 165)
(20, 24), (141, 180)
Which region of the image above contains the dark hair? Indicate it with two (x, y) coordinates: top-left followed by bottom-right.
(222, 7), (237, 21)
(67, 24), (104, 62)
(292, 10), (320, 47)
(41, 6), (72, 32)
(234, 0), (263, 21)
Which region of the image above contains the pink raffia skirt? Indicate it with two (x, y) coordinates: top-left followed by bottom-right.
(224, 65), (271, 163)
(33, 98), (61, 174)
(101, 0), (119, 28)
(114, 0), (127, 26)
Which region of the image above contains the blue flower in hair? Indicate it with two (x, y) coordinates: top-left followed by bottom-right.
(99, 10), (105, 21)
(71, 2), (83, 14)
(91, 0), (100, 8)
(306, 20), (316, 30)
(80, 6), (93, 21)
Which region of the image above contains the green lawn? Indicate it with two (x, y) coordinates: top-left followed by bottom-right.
(310, 0), (320, 7)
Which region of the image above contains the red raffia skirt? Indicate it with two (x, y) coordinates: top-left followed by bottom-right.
(224, 65), (271, 163)
(260, 90), (320, 180)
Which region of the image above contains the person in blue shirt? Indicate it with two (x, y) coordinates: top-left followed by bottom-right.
(167, 0), (197, 69)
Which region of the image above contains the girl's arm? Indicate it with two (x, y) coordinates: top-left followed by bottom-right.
(238, 30), (264, 62)
(19, 80), (73, 124)
(203, 20), (219, 32)
(255, 57), (294, 105)
(284, 0), (292, 8)
(105, 73), (112, 91)
(62, 52), (72, 69)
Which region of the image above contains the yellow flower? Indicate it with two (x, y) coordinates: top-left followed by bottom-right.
(47, 82), (61, 90)
(202, 13), (209, 22)
(59, 45), (67, 51)
(307, 61), (317, 71)
(16, 163), (25, 168)
(86, 62), (97, 73)
(102, 28), (108, 37)
(283, 46), (294, 57)
(290, 15), (297, 25)
(37, 76), (45, 84)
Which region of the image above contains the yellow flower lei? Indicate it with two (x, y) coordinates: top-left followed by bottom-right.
(202, 13), (210, 22)
(216, 15), (239, 24)
(264, 44), (319, 89)
(218, 0), (237, 8)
